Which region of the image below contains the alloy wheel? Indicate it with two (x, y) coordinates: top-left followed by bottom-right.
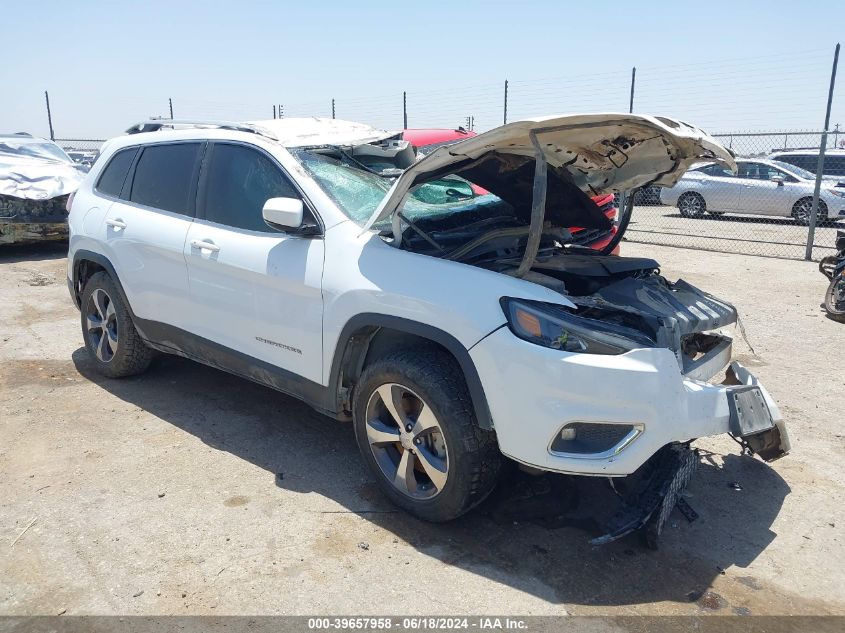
(679, 194), (703, 216)
(85, 288), (119, 362)
(364, 383), (449, 499)
(795, 199), (826, 224)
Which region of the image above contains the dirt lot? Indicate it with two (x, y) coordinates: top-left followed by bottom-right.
(626, 204), (844, 260)
(1, 241), (843, 616)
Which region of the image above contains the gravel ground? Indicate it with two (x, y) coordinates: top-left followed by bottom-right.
(1, 241), (843, 616)
(625, 204), (844, 260)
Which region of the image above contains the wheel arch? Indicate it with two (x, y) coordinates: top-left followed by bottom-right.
(328, 314), (495, 430)
(71, 250), (134, 317)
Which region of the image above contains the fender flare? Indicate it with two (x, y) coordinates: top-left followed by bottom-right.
(328, 314), (495, 430)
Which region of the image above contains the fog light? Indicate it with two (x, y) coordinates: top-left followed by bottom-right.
(559, 427), (577, 441)
(550, 422), (641, 456)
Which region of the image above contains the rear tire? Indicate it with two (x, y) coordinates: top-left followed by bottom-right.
(80, 271), (154, 378)
(824, 276), (845, 323)
(792, 197), (828, 225)
(352, 348), (501, 522)
(678, 192), (706, 218)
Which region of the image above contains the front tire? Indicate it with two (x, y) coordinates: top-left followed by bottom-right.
(80, 271), (154, 378)
(678, 192), (706, 218)
(352, 348), (501, 522)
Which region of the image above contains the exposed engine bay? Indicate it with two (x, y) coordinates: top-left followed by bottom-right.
(388, 153), (738, 379)
(293, 114), (740, 379)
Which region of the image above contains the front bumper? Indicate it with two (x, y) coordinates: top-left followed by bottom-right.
(469, 327), (788, 476)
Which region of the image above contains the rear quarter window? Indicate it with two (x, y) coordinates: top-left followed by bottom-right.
(95, 148), (138, 197)
(129, 143), (202, 214)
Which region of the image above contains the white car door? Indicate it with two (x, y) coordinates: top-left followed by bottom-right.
(101, 142), (202, 329)
(183, 141), (324, 384)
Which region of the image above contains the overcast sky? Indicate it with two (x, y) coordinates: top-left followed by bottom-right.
(3, 0), (844, 140)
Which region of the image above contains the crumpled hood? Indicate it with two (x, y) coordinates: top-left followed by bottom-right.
(363, 113), (735, 231)
(0, 155), (85, 200)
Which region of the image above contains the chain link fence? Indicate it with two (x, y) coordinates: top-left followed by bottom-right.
(55, 139), (105, 171)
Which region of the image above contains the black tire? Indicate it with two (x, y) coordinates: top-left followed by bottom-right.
(352, 348), (501, 522)
(792, 197), (828, 225)
(678, 192), (706, 218)
(824, 276), (845, 323)
(80, 271), (154, 378)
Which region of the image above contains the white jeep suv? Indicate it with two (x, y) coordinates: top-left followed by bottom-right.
(67, 114), (789, 543)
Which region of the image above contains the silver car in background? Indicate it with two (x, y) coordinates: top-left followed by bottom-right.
(660, 159), (845, 224)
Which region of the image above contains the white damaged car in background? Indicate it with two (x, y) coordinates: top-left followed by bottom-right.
(1, 133), (85, 245)
(68, 113), (790, 548)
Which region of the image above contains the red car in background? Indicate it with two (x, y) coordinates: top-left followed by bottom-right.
(402, 128), (620, 254)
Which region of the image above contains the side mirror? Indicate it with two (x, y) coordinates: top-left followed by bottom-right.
(771, 176), (785, 186)
(262, 197), (303, 230)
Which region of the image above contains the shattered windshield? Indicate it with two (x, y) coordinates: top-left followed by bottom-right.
(293, 149), (513, 229)
(0, 140), (73, 164)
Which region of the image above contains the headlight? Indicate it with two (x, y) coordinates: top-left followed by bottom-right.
(825, 188), (845, 198)
(501, 298), (655, 355)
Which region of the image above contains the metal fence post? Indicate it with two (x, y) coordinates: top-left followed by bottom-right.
(403, 91), (408, 129)
(44, 91), (54, 140)
(332, 98), (335, 119)
(169, 98), (174, 119)
(273, 105), (276, 119)
(629, 67), (636, 113)
(805, 43), (840, 261)
(503, 79), (508, 125)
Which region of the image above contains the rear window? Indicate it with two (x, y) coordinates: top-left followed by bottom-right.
(96, 148), (137, 197)
(129, 143), (202, 214)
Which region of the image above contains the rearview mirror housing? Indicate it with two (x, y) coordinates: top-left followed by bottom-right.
(771, 176), (785, 186)
(262, 197), (304, 230)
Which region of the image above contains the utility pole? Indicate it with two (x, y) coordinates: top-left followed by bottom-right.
(332, 98), (336, 119)
(503, 79), (509, 125)
(169, 98), (174, 119)
(629, 67), (636, 113)
(806, 43), (840, 260)
(44, 91), (55, 140)
(403, 91), (408, 129)
(273, 105), (276, 119)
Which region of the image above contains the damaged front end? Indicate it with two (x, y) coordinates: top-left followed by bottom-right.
(0, 194), (72, 245)
(299, 114), (788, 547)
(0, 135), (84, 245)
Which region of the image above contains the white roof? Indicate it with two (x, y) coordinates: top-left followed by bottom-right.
(247, 118), (399, 147)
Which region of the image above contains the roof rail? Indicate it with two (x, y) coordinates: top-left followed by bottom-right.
(125, 119), (277, 140)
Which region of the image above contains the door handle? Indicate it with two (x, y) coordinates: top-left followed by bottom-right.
(191, 239), (220, 253)
(106, 218), (127, 230)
